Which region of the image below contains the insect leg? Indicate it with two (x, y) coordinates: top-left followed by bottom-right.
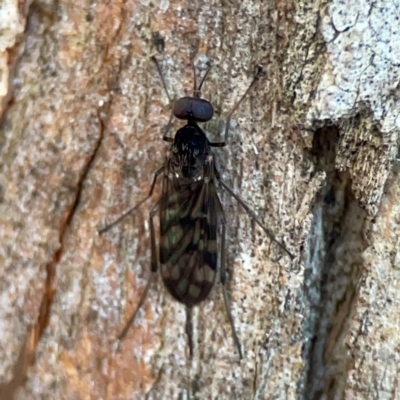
(216, 176), (294, 260)
(99, 166), (164, 234)
(209, 141), (226, 147)
(223, 66), (263, 144)
(151, 56), (175, 142)
(212, 187), (243, 359)
(151, 56), (173, 105)
(185, 306), (194, 358)
(117, 199), (161, 343)
(162, 111), (174, 143)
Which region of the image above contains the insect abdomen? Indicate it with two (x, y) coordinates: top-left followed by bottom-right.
(160, 180), (218, 305)
(161, 251), (217, 305)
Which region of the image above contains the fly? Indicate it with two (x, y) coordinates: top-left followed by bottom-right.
(99, 56), (294, 359)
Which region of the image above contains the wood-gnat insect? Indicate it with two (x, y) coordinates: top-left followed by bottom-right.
(99, 57), (294, 358)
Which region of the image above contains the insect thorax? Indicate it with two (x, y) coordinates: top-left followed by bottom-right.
(169, 122), (211, 181)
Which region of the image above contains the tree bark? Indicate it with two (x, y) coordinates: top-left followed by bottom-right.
(0, 0), (399, 399)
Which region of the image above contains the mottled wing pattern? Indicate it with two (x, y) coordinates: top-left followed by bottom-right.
(159, 160), (219, 306)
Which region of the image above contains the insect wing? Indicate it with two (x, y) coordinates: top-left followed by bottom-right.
(159, 161), (219, 306)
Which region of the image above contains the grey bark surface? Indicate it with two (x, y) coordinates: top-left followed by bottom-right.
(0, 0), (399, 399)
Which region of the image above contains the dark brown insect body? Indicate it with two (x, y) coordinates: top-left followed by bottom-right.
(160, 122), (218, 306)
(100, 57), (293, 358)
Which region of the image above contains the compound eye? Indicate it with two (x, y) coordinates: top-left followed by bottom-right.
(173, 97), (214, 122)
(192, 98), (214, 122)
(173, 97), (192, 120)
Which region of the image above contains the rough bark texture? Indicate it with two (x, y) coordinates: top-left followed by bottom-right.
(0, 0), (399, 399)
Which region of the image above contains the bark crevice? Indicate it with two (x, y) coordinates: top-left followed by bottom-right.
(301, 126), (368, 399)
